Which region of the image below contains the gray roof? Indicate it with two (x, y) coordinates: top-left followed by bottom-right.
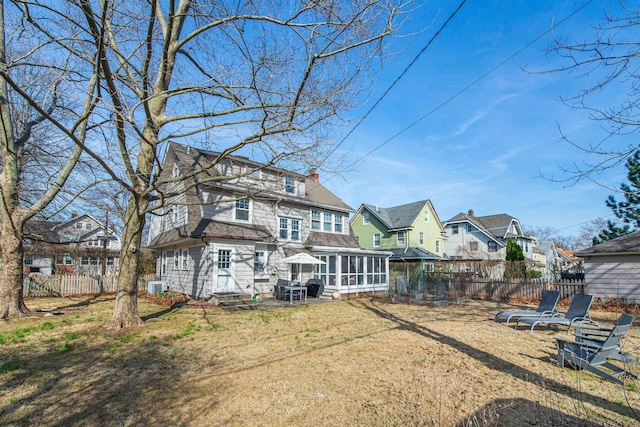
(363, 200), (430, 230)
(576, 231), (640, 256)
(148, 219), (276, 248)
(304, 231), (360, 248)
(445, 212), (533, 243)
(386, 247), (448, 261)
(168, 141), (352, 212)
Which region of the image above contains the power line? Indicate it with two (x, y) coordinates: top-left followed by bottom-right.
(320, 0), (468, 164)
(314, 0), (593, 188)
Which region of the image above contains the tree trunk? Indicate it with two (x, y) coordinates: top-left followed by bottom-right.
(0, 228), (31, 319)
(106, 196), (145, 329)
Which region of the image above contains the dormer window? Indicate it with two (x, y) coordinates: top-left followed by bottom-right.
(363, 212), (370, 225)
(172, 164), (181, 178)
(284, 176), (296, 194)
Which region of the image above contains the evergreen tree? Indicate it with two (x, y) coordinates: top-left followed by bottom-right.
(592, 220), (632, 245)
(595, 150), (640, 244)
(505, 239), (525, 261)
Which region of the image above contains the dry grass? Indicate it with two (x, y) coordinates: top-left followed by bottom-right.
(1, 295), (639, 426)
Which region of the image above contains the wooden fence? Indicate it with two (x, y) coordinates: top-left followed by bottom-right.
(462, 278), (585, 301)
(389, 273), (585, 303)
(23, 274), (158, 298)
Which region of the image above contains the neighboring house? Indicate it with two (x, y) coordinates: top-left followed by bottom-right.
(575, 232), (640, 302)
(24, 212), (121, 275)
(556, 247), (583, 278)
(350, 200), (447, 271)
(444, 209), (536, 260)
(146, 142), (390, 299)
(443, 209), (536, 277)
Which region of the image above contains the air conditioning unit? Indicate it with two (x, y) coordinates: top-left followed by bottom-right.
(148, 280), (167, 294)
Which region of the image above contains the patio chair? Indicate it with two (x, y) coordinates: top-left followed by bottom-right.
(575, 312), (637, 364)
(494, 290), (560, 327)
(273, 279), (291, 301)
(555, 322), (638, 385)
(516, 294), (598, 334)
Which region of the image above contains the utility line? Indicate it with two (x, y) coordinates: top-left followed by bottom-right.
(314, 0), (593, 188)
(344, 0), (594, 169)
(319, 0), (468, 164)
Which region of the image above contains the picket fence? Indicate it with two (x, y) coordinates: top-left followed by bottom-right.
(23, 274), (158, 298)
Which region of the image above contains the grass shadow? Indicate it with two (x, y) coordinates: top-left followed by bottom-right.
(358, 299), (640, 424)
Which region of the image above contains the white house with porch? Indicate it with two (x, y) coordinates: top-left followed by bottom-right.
(147, 142), (391, 299)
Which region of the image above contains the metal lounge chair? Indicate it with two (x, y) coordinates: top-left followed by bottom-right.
(555, 321), (638, 385)
(516, 294), (598, 334)
(575, 312), (637, 364)
(494, 290), (560, 327)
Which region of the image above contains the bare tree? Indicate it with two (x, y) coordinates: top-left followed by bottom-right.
(543, 2), (640, 182)
(0, 0), (100, 319)
(19, 0), (418, 327)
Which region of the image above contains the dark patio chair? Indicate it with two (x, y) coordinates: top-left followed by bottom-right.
(516, 294), (598, 334)
(494, 290), (560, 327)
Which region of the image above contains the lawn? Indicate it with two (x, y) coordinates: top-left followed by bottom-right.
(1, 295), (639, 426)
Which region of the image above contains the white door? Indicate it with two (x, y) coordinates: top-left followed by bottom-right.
(215, 247), (234, 293)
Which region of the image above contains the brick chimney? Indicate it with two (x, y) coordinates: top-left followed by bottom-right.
(468, 209), (474, 217)
(71, 211), (78, 219)
(309, 170), (319, 183)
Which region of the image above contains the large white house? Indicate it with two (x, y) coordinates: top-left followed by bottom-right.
(147, 142), (390, 299)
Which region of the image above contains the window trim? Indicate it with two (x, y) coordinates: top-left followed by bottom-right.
(419, 232), (424, 246)
(363, 212), (370, 225)
(279, 217), (301, 241)
(234, 198), (251, 222)
(373, 233), (381, 247)
(452, 224), (459, 234)
(284, 176), (296, 195)
(397, 230), (406, 246)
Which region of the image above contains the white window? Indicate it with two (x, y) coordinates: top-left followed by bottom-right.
(397, 231), (405, 246)
(363, 212), (370, 225)
(181, 248), (189, 270)
(435, 240), (440, 253)
(469, 241), (478, 252)
(373, 234), (380, 247)
(284, 176), (296, 194)
(334, 215), (343, 233)
(424, 211), (429, 222)
(235, 199), (250, 221)
(355, 236), (360, 245)
(24, 255), (34, 266)
(173, 250), (178, 269)
(452, 224), (459, 234)
(161, 252), (167, 275)
(419, 232), (424, 246)
(80, 257), (90, 266)
(467, 224), (473, 232)
(172, 164), (181, 178)
(488, 241), (498, 252)
(106, 257), (115, 266)
(173, 205), (179, 223)
(323, 212), (332, 231)
(311, 210), (321, 230)
(279, 217), (300, 241)
(85, 222), (91, 230)
(254, 251), (266, 274)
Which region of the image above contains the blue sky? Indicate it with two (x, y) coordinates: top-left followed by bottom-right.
(318, 0), (633, 237)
